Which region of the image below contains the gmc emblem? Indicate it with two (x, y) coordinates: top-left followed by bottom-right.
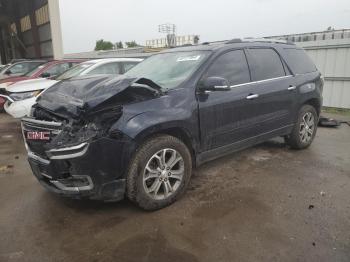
(26, 131), (50, 140)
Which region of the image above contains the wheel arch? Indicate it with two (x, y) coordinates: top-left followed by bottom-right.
(134, 126), (198, 167)
(303, 98), (321, 116)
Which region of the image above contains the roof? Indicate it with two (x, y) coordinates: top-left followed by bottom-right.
(81, 58), (144, 64)
(12, 60), (47, 64)
(41, 59), (85, 65)
(160, 38), (296, 54)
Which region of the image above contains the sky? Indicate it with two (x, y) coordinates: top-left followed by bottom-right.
(59, 0), (350, 54)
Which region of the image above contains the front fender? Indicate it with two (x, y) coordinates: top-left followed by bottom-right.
(119, 108), (191, 137)
(112, 108), (199, 153)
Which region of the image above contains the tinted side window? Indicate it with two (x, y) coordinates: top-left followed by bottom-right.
(28, 62), (44, 72)
(87, 62), (121, 75)
(8, 63), (26, 74)
(205, 50), (250, 86)
(246, 48), (285, 81)
(45, 63), (70, 76)
(9, 62), (38, 74)
(284, 48), (317, 74)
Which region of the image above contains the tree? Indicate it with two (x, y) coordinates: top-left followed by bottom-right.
(94, 39), (114, 51)
(115, 41), (124, 49)
(125, 41), (139, 48)
(194, 35), (200, 44)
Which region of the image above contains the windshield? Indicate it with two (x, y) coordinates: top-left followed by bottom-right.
(55, 63), (94, 80)
(125, 51), (210, 90)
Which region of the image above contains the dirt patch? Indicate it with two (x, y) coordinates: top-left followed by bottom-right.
(0, 164), (14, 177)
(193, 188), (270, 220)
(110, 232), (198, 262)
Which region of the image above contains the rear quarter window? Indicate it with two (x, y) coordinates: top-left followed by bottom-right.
(283, 48), (317, 74)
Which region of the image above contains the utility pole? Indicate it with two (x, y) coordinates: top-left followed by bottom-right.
(158, 23), (176, 47)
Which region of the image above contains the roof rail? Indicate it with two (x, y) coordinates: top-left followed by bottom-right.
(242, 38), (294, 44)
(202, 40), (230, 46)
(224, 37), (294, 45)
(225, 38), (243, 44)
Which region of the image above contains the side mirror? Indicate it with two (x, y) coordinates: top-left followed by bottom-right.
(40, 72), (51, 78)
(199, 77), (230, 92)
(4, 69), (12, 75)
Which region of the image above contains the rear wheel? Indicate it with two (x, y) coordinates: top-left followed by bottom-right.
(285, 104), (318, 149)
(126, 135), (192, 210)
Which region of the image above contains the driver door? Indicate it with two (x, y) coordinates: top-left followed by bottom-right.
(197, 49), (257, 151)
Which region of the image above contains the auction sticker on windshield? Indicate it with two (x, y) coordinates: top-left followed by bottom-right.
(177, 55), (201, 62)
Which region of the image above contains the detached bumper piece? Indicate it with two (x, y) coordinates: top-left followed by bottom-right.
(28, 153), (97, 198)
(27, 146), (126, 201)
(51, 176), (93, 192)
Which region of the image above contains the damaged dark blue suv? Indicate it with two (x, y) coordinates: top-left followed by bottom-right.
(21, 39), (323, 210)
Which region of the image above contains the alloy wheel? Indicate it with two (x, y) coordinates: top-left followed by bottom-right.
(143, 148), (185, 200)
(299, 112), (315, 143)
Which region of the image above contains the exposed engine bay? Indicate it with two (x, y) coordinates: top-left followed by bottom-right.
(29, 75), (163, 150)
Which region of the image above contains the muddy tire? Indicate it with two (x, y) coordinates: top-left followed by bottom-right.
(285, 104), (318, 149)
(126, 135), (192, 211)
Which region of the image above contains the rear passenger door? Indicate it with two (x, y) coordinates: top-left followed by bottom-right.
(245, 48), (297, 134)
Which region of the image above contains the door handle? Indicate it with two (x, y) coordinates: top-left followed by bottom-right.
(288, 85), (297, 91)
(246, 94), (259, 100)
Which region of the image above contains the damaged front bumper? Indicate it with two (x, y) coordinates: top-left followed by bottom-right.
(22, 117), (135, 201)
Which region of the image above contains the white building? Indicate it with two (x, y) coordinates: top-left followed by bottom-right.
(146, 35), (199, 48)
(267, 29), (350, 109)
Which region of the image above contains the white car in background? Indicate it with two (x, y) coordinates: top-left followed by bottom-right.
(0, 58), (143, 118)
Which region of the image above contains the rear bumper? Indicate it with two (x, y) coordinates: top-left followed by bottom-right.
(26, 136), (135, 201)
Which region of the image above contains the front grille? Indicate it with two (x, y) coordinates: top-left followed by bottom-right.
(33, 106), (67, 122)
(27, 141), (48, 158)
(22, 118), (63, 159)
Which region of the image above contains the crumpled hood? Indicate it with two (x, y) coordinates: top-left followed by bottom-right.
(36, 74), (161, 119)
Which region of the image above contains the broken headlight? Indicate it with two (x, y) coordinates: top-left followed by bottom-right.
(86, 106), (123, 132)
(47, 106), (124, 148)
(50, 122), (101, 148)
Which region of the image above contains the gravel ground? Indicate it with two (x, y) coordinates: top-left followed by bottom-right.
(0, 112), (349, 262)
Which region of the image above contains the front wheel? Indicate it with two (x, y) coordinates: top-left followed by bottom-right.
(285, 104), (318, 149)
(126, 135), (192, 210)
